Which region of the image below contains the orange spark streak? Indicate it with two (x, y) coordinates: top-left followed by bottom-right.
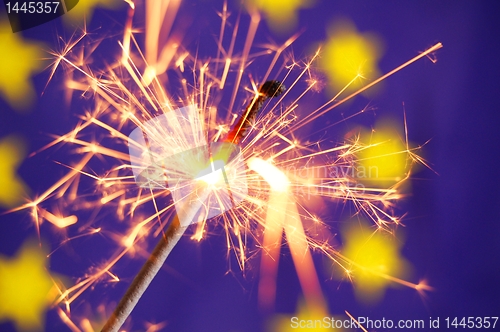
(345, 310), (368, 332)
(284, 197), (326, 309)
(249, 158), (326, 309)
(39, 208), (77, 228)
(124, 202), (175, 248)
(292, 42), (443, 131)
(6, 153), (94, 214)
(47, 228), (101, 257)
(227, 10), (260, 114)
(219, 58), (231, 90)
(105, 270), (120, 282)
(100, 189), (126, 205)
(121, 2), (134, 63)
(57, 308), (81, 332)
(261, 33), (300, 83)
(67, 139), (130, 161)
(56, 247), (130, 305)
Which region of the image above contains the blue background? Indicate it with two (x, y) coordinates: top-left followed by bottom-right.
(1, 0), (499, 331)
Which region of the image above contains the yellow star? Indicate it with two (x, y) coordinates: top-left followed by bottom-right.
(319, 19), (383, 96)
(0, 22), (44, 110)
(340, 220), (411, 304)
(63, 0), (125, 25)
(269, 301), (348, 332)
(0, 135), (29, 208)
(245, 0), (314, 33)
(0, 240), (55, 331)
(356, 120), (409, 188)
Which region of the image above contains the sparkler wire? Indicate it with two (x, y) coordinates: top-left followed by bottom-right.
(102, 80), (283, 331)
(226, 80), (285, 143)
(102, 208), (195, 331)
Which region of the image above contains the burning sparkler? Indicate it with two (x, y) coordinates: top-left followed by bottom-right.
(103, 79), (281, 331)
(6, 0), (442, 330)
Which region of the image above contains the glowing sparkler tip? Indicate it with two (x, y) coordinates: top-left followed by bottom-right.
(196, 160), (226, 185)
(248, 157), (289, 192)
(260, 80), (286, 97)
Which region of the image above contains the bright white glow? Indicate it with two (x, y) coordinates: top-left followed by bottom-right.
(128, 106), (247, 226)
(196, 159), (226, 185)
(247, 157), (290, 192)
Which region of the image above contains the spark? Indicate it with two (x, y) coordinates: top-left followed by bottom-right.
(345, 310), (368, 332)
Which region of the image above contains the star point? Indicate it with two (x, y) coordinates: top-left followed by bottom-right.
(0, 135), (29, 208)
(0, 240), (55, 331)
(340, 220), (411, 303)
(63, 0), (125, 25)
(319, 19), (384, 96)
(356, 120), (409, 188)
(246, 0), (314, 33)
(0, 22), (44, 110)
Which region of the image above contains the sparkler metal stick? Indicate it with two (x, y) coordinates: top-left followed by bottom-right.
(102, 80), (284, 331)
(101, 214), (187, 332)
(226, 80), (285, 144)
(102, 191), (207, 332)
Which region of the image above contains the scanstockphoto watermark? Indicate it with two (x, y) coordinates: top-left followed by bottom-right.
(290, 316), (427, 330)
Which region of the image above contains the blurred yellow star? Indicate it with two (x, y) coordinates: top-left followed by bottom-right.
(356, 120), (409, 188)
(340, 220), (411, 304)
(246, 0), (314, 33)
(0, 135), (29, 208)
(0, 22), (44, 110)
(0, 241), (55, 331)
(63, 0), (124, 25)
(319, 19), (383, 96)
(269, 301), (349, 332)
